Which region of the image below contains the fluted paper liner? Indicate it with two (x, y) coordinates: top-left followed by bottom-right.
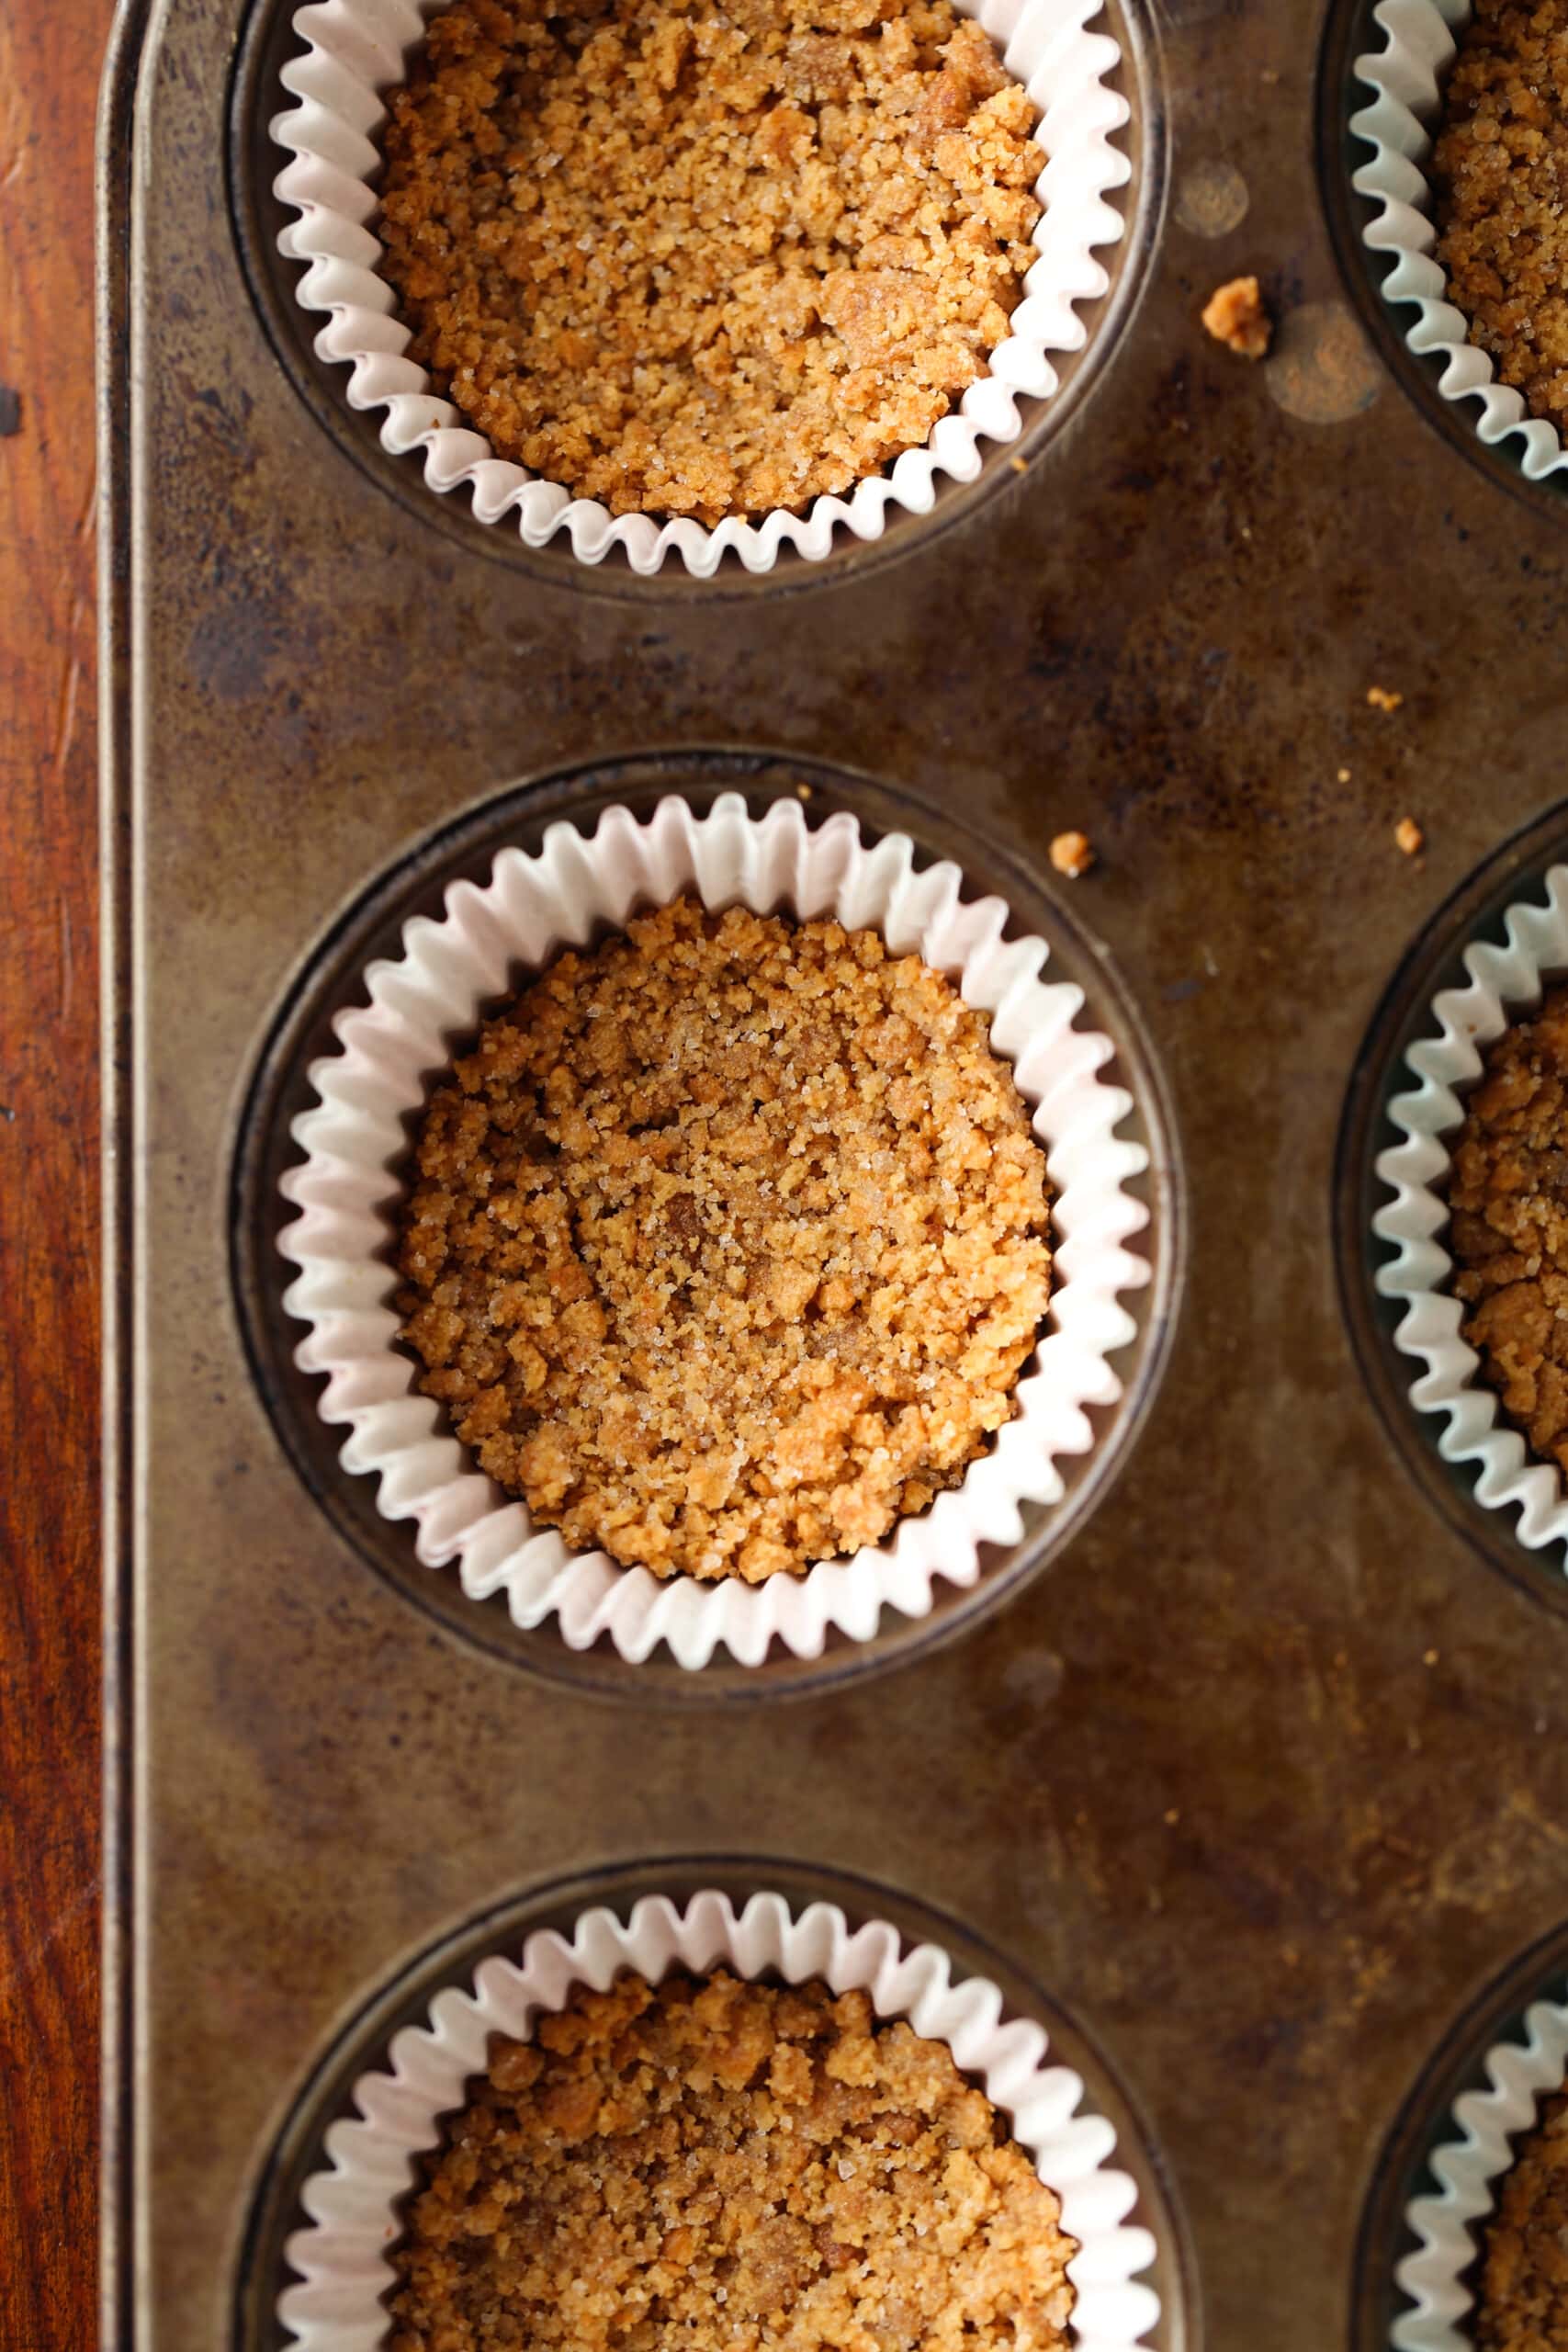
(277, 1888), (1162, 2349)
(1373, 863), (1568, 1567)
(1393, 1985), (1568, 2349)
(278, 789), (1150, 1670)
(1350, 0), (1568, 481)
(269, 0), (1131, 577)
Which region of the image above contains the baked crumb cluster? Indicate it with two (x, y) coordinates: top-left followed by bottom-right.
(389, 1971), (1077, 2352)
(398, 899), (1052, 1583)
(1432, 0), (1568, 431)
(1200, 275), (1270, 359)
(1047, 828), (1094, 879)
(1450, 989), (1568, 1471)
(1473, 2085), (1568, 2352)
(377, 0), (1043, 520)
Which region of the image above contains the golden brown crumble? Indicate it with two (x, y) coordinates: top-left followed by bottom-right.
(377, 0), (1043, 522)
(389, 1971), (1077, 2352)
(1367, 684), (1404, 713)
(1450, 989), (1568, 1471)
(1394, 815), (1424, 856)
(1047, 829), (1094, 879)
(1201, 275), (1271, 358)
(397, 899), (1053, 1582)
(1432, 1), (1568, 431)
(1473, 2084), (1568, 2352)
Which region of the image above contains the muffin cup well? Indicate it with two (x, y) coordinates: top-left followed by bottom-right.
(1349, 0), (1568, 483)
(277, 788), (1150, 1671)
(268, 0), (1131, 579)
(276, 1887), (1161, 2350)
(1373, 864), (1568, 1566)
(1393, 1985), (1568, 2350)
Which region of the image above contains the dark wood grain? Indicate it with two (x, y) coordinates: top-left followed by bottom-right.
(0, 0), (112, 2340)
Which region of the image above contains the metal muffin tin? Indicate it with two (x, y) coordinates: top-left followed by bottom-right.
(98, 0), (1568, 2343)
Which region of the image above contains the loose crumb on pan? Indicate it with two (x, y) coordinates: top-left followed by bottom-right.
(397, 899), (1053, 1582)
(1394, 816), (1424, 855)
(1472, 2084), (1568, 2352)
(389, 1971), (1077, 2352)
(1450, 989), (1568, 1476)
(1048, 829), (1095, 879)
(1367, 684), (1404, 712)
(1201, 274), (1271, 358)
(377, 0), (1043, 523)
(1432, 0), (1568, 433)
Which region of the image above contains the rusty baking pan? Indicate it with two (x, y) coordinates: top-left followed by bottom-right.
(99, 0), (1568, 2341)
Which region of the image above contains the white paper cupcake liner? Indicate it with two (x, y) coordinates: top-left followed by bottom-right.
(1373, 863), (1568, 1564)
(1393, 1985), (1568, 2349)
(277, 1887), (1162, 2350)
(268, 0), (1131, 577)
(1350, 0), (1568, 481)
(278, 789), (1151, 1669)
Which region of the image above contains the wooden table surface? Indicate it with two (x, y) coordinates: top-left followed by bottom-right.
(1, 0), (114, 2338)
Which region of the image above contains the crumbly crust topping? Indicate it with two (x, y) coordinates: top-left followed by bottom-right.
(1432, 0), (1568, 430)
(397, 899), (1053, 1582)
(389, 1970), (1077, 2352)
(1450, 988), (1568, 1471)
(1474, 2085), (1568, 2352)
(377, 0), (1043, 520)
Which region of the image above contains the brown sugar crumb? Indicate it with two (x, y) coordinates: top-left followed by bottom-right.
(397, 898), (1053, 1582)
(1201, 274), (1271, 358)
(1394, 815), (1424, 855)
(389, 1971), (1077, 2352)
(1368, 684), (1404, 712)
(1450, 989), (1568, 1475)
(1048, 829), (1095, 879)
(1432, 1), (1568, 431)
(377, 0), (1044, 523)
(1473, 2084), (1568, 2352)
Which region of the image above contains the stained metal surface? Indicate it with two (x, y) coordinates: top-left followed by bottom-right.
(100, 0), (1568, 2344)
